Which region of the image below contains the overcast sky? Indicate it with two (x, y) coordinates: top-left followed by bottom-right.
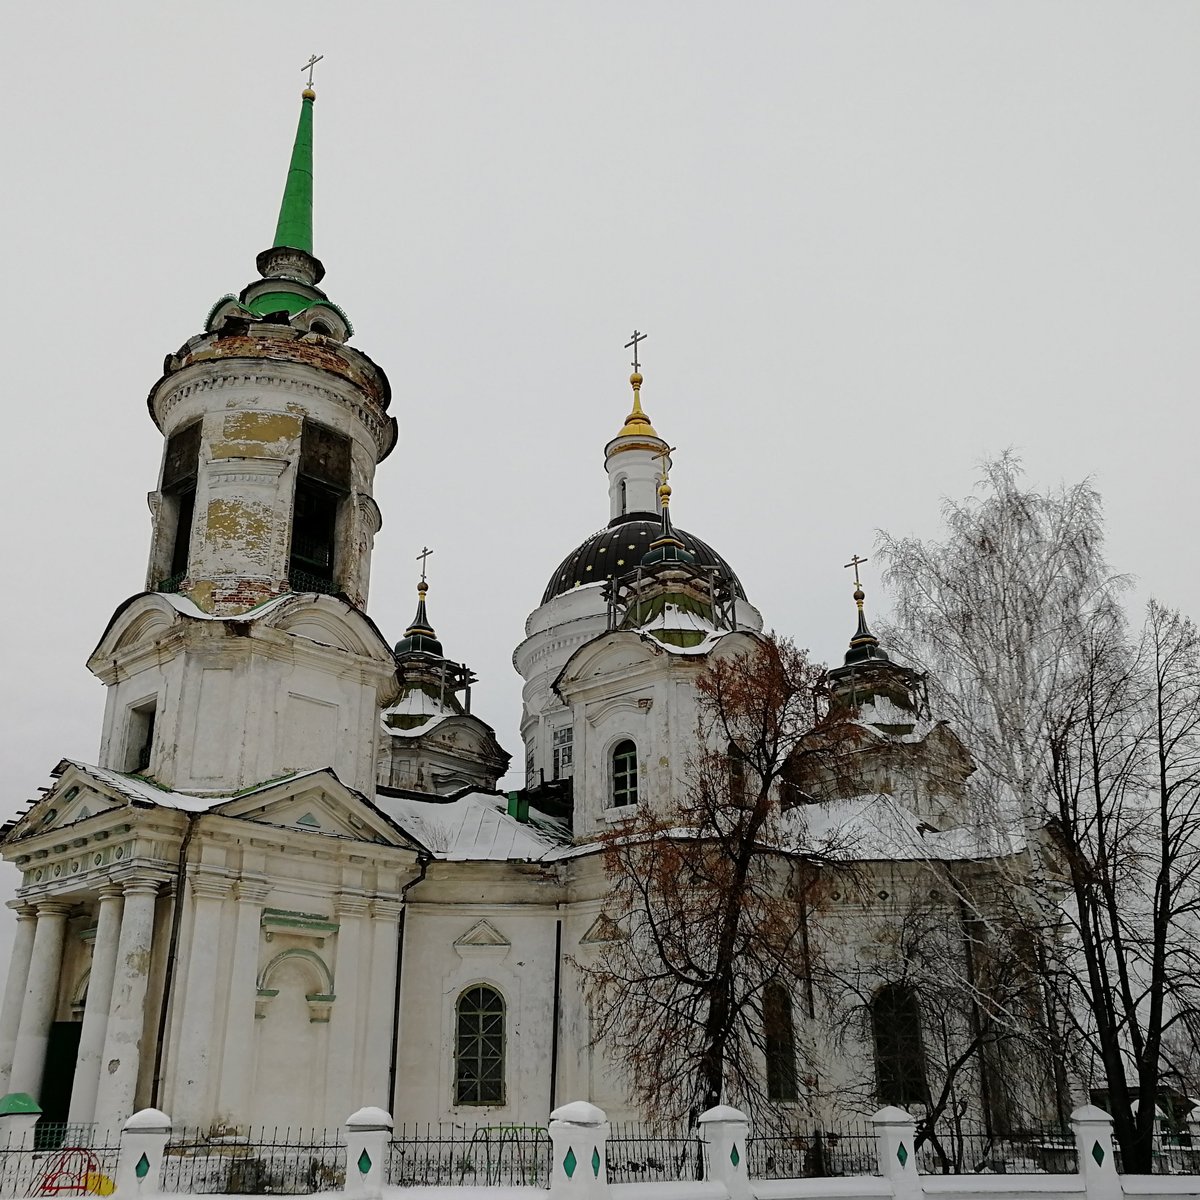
(2, 2), (1198, 968)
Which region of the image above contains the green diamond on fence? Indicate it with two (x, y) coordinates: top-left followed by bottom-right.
(897, 1142), (908, 1167)
(730, 1144), (740, 1168)
(563, 1147), (577, 1178)
(1092, 1141), (1105, 1167)
(358, 1149), (372, 1175)
(592, 1147), (601, 1177)
(134, 1153), (150, 1180)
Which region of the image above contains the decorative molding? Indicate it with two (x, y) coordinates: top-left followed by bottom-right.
(580, 912), (626, 944)
(453, 919), (510, 955)
(204, 457), (290, 487)
(261, 908), (339, 944)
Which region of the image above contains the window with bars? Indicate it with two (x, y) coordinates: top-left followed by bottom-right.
(871, 984), (929, 1106)
(764, 981), (799, 1101)
(455, 985), (505, 1105)
(612, 740), (638, 807)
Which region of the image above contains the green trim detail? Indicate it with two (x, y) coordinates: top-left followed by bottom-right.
(730, 1144), (740, 1168)
(563, 1148), (577, 1179)
(246, 290), (314, 317)
(357, 1149), (372, 1174)
(592, 1147), (601, 1177)
(1092, 1141), (1105, 1167)
(135, 1153), (151, 1180)
(273, 95), (315, 253)
(897, 1142), (908, 1167)
(0, 1093), (40, 1115)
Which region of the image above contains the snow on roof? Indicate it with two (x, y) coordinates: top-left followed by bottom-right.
(381, 687), (457, 738)
(375, 791), (570, 861)
(797, 792), (1026, 863)
(160, 591), (293, 623)
(60, 760), (331, 814)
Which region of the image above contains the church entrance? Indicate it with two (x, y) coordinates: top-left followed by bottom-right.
(39, 1022), (82, 1134)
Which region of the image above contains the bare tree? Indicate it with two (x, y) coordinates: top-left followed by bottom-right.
(1039, 602), (1200, 1170)
(578, 634), (858, 1126)
(880, 456), (1200, 1171)
(877, 451), (1126, 825)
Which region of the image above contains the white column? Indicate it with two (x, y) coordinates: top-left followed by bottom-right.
(9, 901), (71, 1100)
(698, 1105), (751, 1200)
(169, 871), (230, 1124)
(214, 878), (269, 1126)
(68, 886), (124, 1124)
(362, 899), (401, 1107)
(94, 878), (160, 1131)
(326, 894), (367, 1118)
(0, 906), (37, 1095)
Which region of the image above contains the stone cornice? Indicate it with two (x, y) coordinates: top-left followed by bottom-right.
(149, 362), (394, 461)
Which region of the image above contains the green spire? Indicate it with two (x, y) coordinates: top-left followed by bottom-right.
(272, 90), (316, 254)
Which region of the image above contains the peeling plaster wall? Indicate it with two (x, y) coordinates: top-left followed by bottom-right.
(146, 351), (390, 616)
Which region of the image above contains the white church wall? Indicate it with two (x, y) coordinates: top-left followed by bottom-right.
(394, 880), (561, 1125)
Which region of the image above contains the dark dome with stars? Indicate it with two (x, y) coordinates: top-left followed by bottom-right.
(541, 512), (746, 605)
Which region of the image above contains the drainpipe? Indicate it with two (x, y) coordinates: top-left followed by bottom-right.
(150, 812), (200, 1107)
(549, 916), (563, 1113)
(387, 854), (430, 1115)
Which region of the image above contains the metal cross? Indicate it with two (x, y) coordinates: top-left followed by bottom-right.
(416, 546), (434, 583)
(301, 54), (324, 87)
(844, 554), (869, 588)
(625, 329), (648, 372)
(654, 444), (677, 484)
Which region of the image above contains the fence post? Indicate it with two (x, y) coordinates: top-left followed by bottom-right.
(1072, 1105), (1120, 1200)
(115, 1108), (171, 1197)
(872, 1107), (921, 1200)
(0, 1093), (41, 1149)
(698, 1105), (750, 1200)
(549, 1101), (609, 1200)
(344, 1106), (392, 1200)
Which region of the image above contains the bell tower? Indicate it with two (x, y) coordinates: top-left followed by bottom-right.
(144, 81), (395, 616)
(86, 80), (400, 796)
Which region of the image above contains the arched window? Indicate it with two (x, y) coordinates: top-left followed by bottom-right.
(728, 741), (747, 804)
(455, 985), (505, 1105)
(764, 981), (798, 1101)
(871, 984), (928, 1106)
(618, 478), (628, 515)
(612, 740), (639, 807)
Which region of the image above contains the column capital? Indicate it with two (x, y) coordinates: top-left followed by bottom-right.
(97, 885), (125, 903)
(369, 897), (402, 922)
(34, 900), (74, 918)
(336, 891), (370, 919)
(189, 869), (234, 901)
(6, 903), (37, 922)
(235, 877), (272, 904)
(114, 870), (169, 897)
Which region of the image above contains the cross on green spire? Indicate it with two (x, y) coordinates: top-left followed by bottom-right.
(272, 88), (316, 254)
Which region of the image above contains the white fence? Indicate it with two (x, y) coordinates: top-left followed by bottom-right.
(0, 1100), (1196, 1199)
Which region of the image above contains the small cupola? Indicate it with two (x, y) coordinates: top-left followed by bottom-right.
(826, 557), (926, 728)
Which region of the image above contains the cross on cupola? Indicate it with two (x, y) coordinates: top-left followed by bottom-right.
(844, 554), (868, 592)
(625, 329), (647, 372)
(301, 54), (324, 89)
(416, 545), (433, 584)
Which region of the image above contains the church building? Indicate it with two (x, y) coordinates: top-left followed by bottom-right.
(0, 82), (1034, 1137)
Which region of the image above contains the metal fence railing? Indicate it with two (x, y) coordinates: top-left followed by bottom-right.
(159, 1127), (346, 1195)
(0, 1125), (120, 1197)
(386, 1124), (552, 1187)
(749, 1122), (879, 1179)
(911, 1120), (1077, 1175)
(605, 1123), (703, 1184)
(1113, 1129), (1200, 1176)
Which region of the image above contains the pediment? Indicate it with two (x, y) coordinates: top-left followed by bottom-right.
(454, 919), (510, 948)
(266, 595), (395, 664)
(555, 632), (662, 697)
(6, 764), (133, 842)
(89, 592), (184, 666)
(211, 773), (415, 849)
(580, 912), (626, 944)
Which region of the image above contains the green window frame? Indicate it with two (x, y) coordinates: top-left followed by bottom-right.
(612, 740), (639, 807)
(455, 985), (505, 1105)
